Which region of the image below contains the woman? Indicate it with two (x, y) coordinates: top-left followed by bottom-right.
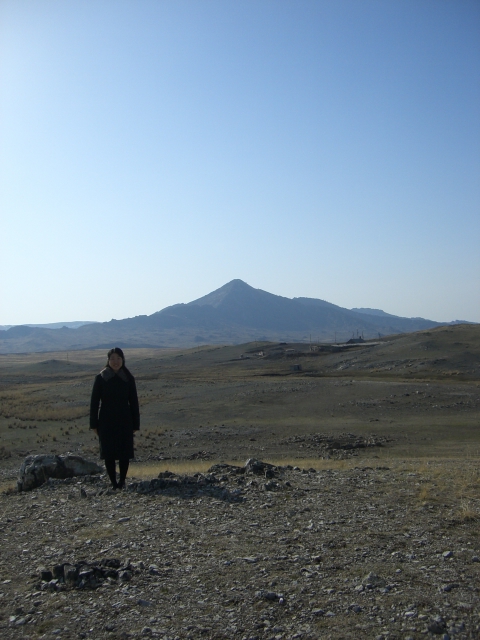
(90, 347), (140, 489)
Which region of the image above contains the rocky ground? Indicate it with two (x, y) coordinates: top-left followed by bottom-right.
(0, 458), (479, 640)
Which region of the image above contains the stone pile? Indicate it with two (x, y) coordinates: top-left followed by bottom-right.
(37, 558), (139, 591)
(127, 458), (285, 498)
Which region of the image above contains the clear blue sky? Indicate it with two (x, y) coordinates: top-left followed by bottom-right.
(1, 0), (479, 325)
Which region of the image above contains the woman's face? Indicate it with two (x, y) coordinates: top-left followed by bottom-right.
(108, 353), (123, 372)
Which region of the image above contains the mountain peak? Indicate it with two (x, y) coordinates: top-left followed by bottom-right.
(187, 279), (256, 308)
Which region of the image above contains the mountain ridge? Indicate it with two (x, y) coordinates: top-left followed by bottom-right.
(0, 280), (474, 354)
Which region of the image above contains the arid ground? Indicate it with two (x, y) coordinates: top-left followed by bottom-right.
(0, 324), (479, 639)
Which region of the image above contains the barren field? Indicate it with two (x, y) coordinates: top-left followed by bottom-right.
(0, 324), (479, 639)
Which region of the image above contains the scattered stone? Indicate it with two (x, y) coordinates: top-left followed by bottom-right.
(137, 599), (153, 607)
(0, 457), (478, 639)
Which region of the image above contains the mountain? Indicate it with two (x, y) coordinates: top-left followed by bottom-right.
(0, 279), (472, 354)
(352, 308), (473, 325)
(0, 321), (97, 331)
(352, 307), (400, 318)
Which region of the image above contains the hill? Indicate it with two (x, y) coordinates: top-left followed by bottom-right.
(0, 307), (478, 640)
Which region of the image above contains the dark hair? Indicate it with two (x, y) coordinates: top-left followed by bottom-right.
(107, 347), (125, 366)
(106, 347), (134, 378)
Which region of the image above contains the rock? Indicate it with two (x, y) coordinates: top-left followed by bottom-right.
(255, 589), (280, 601)
(362, 572), (386, 588)
(442, 583), (459, 592)
(64, 564), (78, 586)
(39, 567), (53, 582)
(119, 570), (132, 581)
(264, 481), (279, 491)
(244, 458), (277, 477)
(52, 564), (64, 579)
(428, 616), (446, 634)
(17, 454), (102, 491)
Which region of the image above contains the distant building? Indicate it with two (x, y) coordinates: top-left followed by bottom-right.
(346, 337), (365, 344)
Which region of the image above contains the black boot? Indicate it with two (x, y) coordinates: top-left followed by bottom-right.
(118, 459), (129, 489)
(105, 459), (117, 489)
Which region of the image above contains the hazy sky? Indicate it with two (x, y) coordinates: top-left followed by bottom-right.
(1, 0), (479, 325)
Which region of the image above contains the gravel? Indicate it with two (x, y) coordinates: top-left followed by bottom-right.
(0, 461), (479, 639)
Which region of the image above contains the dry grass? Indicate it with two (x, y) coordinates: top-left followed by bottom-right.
(0, 482), (17, 495)
(129, 456), (363, 479)
(264, 456), (355, 471)
(417, 484), (434, 503)
(1, 334), (479, 476)
(454, 467), (480, 523)
(0, 445), (11, 459)
(0, 387), (87, 421)
(395, 458), (480, 520)
(458, 498), (478, 522)
(130, 460), (213, 478)
(73, 526), (115, 543)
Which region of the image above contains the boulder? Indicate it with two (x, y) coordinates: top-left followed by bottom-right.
(17, 454), (103, 491)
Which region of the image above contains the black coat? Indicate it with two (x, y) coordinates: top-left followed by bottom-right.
(89, 367), (140, 460)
